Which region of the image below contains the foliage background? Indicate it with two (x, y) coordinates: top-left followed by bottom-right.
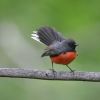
(0, 0), (100, 100)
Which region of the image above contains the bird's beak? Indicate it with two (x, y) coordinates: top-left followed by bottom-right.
(75, 44), (79, 46)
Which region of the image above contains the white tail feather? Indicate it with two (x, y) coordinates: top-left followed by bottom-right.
(31, 31), (41, 43)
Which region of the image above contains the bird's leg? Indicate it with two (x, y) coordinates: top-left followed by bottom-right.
(49, 61), (55, 71)
(51, 61), (56, 72)
(48, 61), (56, 78)
(52, 61), (54, 70)
(66, 65), (74, 73)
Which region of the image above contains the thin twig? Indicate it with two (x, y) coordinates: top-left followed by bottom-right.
(0, 68), (100, 82)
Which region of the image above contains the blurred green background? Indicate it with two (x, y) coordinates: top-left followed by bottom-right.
(0, 0), (100, 100)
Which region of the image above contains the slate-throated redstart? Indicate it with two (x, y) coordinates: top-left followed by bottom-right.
(31, 27), (78, 72)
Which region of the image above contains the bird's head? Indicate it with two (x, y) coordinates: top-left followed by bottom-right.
(63, 39), (78, 51)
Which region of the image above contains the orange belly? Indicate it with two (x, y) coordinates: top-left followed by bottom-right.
(50, 52), (77, 65)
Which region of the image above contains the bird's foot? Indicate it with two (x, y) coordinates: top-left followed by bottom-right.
(49, 68), (56, 73)
(69, 70), (75, 75)
(49, 69), (56, 78)
(70, 69), (75, 72)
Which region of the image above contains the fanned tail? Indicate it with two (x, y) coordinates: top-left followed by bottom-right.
(31, 26), (64, 46)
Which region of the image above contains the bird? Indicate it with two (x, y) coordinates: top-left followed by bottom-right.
(31, 26), (78, 72)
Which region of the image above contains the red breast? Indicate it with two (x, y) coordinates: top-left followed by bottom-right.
(50, 52), (77, 65)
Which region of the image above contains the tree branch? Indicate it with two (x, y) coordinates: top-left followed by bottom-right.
(0, 68), (100, 82)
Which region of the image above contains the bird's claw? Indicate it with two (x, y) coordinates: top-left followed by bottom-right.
(49, 69), (56, 73)
(49, 69), (56, 78)
(70, 70), (75, 74)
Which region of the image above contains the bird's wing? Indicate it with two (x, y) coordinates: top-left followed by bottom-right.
(41, 48), (61, 57)
(41, 41), (68, 57)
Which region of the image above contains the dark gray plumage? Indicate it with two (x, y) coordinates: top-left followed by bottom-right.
(32, 26), (77, 57)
